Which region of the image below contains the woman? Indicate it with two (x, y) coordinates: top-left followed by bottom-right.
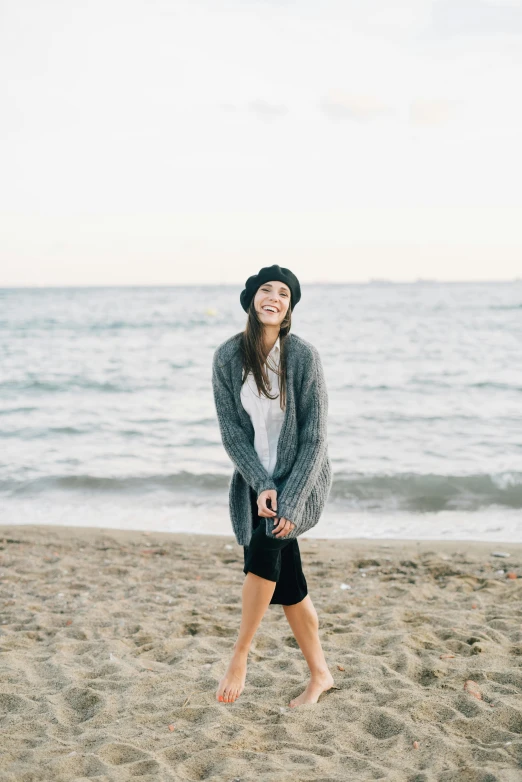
(211, 264), (334, 707)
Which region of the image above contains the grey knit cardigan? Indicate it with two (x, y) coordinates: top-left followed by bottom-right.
(212, 331), (333, 546)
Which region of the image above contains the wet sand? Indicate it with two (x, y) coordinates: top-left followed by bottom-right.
(0, 524), (521, 781)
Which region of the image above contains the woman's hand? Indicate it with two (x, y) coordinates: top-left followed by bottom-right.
(257, 490), (296, 537)
(257, 489), (278, 517)
(271, 516), (296, 538)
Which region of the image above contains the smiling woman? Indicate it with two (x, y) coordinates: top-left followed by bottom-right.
(211, 264), (335, 709)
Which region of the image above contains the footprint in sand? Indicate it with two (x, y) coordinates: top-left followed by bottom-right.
(98, 742), (150, 765)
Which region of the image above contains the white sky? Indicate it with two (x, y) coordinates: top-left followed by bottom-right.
(1, 0), (521, 285)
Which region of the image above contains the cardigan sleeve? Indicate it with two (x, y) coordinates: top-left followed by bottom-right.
(275, 347), (329, 524)
(212, 350), (278, 498)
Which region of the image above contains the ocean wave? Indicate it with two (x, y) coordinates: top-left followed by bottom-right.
(338, 380), (522, 392)
(468, 382), (522, 391)
(1, 470), (522, 511)
(0, 426), (90, 439)
(0, 379), (130, 394)
(0, 378), (166, 394)
(0, 472), (230, 496)
(0, 406), (38, 416)
(328, 471), (522, 512)
(0, 317), (221, 331)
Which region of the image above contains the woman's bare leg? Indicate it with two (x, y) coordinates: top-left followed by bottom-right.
(216, 571), (276, 703)
(283, 594), (334, 707)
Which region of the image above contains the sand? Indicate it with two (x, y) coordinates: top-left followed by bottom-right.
(0, 524), (521, 782)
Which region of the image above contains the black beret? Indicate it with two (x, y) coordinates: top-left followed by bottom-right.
(240, 264), (301, 313)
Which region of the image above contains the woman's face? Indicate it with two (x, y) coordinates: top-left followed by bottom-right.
(253, 280), (291, 326)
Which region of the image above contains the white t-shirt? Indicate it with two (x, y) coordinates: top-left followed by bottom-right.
(240, 335), (284, 478)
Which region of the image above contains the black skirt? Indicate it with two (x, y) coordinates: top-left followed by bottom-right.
(243, 486), (308, 606)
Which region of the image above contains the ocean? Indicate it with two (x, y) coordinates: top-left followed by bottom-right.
(1, 282), (521, 542)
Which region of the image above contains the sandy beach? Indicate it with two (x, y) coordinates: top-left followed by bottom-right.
(0, 525), (521, 781)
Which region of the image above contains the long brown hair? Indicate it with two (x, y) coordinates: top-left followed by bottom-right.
(239, 291), (292, 412)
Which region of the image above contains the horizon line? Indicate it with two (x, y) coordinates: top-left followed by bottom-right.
(1, 278), (521, 290)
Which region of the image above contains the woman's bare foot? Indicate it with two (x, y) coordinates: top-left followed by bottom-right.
(216, 645), (248, 703)
(289, 670), (335, 708)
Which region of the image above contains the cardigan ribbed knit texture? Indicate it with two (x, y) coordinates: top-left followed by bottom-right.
(212, 331), (333, 546)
